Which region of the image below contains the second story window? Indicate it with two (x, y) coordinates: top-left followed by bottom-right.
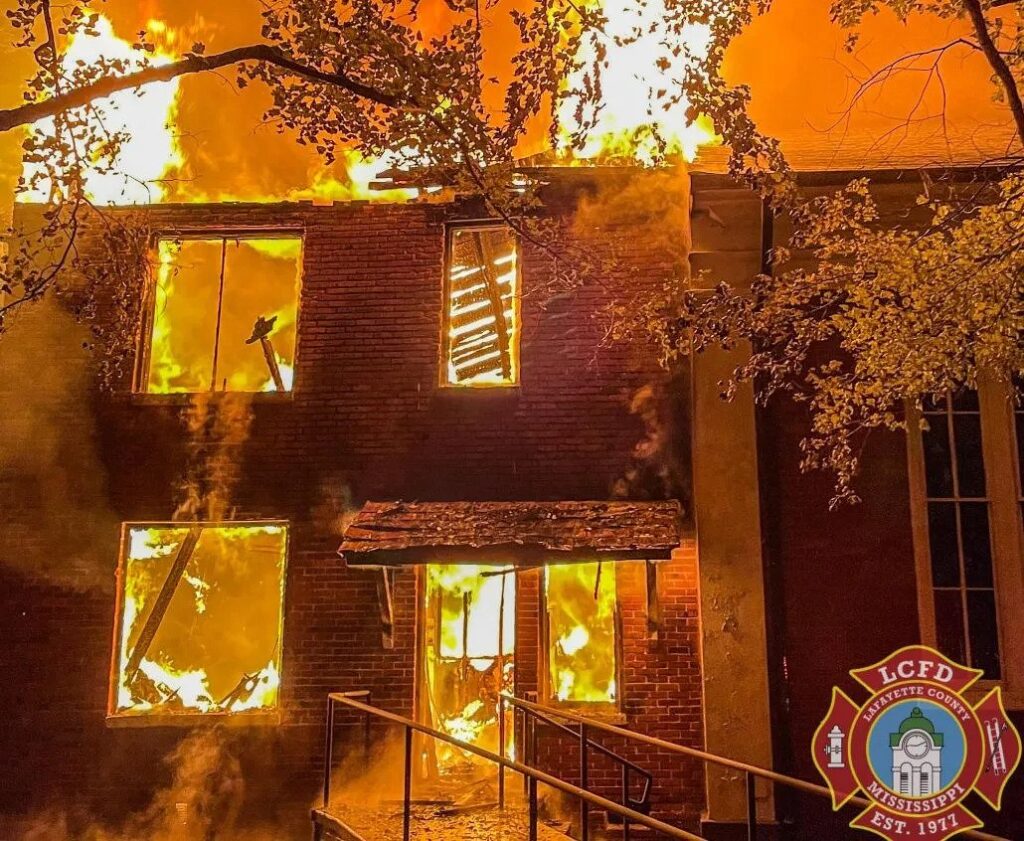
(909, 382), (1024, 702)
(444, 224), (519, 387)
(918, 391), (1000, 678)
(142, 235), (302, 394)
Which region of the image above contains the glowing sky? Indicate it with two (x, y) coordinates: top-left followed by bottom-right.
(0, 0), (1017, 217)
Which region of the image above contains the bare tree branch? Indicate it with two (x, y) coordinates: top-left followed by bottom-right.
(964, 0), (1024, 146)
(0, 43), (406, 133)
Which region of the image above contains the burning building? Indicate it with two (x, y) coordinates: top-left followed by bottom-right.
(2, 5), (1024, 841)
(1, 183), (713, 836)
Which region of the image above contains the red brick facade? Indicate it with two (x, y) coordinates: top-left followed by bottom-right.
(0, 198), (705, 835)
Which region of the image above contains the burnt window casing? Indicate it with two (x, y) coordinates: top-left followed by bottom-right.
(542, 562), (622, 710)
(110, 522), (288, 722)
(140, 234), (302, 394)
(909, 381), (1024, 704)
(420, 565), (516, 770)
(443, 224), (520, 387)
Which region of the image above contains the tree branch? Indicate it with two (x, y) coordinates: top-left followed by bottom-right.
(963, 0), (1024, 147)
(0, 43), (405, 133)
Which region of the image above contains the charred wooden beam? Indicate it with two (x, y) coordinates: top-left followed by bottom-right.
(247, 315), (286, 392)
(470, 231), (512, 380)
(646, 560), (662, 641)
(375, 567), (396, 650)
(124, 526), (203, 681)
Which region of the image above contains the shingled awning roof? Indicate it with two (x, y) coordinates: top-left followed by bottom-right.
(339, 500), (684, 567)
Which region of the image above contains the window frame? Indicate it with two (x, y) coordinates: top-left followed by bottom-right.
(134, 228), (305, 398)
(907, 377), (1024, 709)
(539, 561), (626, 720)
(440, 220), (522, 390)
(107, 519), (290, 727)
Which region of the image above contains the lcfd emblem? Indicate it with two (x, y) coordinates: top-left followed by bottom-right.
(813, 645), (1021, 840)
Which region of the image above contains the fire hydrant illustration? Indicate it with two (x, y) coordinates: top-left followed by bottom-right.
(827, 725), (846, 768)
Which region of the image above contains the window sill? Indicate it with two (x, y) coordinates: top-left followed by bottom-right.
(435, 383), (521, 395)
(123, 391), (295, 405)
(539, 703), (627, 727)
(106, 710), (282, 728)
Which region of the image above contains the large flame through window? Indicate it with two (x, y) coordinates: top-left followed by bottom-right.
(112, 523), (287, 718)
(145, 236), (302, 394)
(422, 565), (515, 772)
(545, 562), (618, 705)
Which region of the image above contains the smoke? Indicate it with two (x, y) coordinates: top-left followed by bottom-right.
(566, 170), (694, 508)
(611, 381), (691, 504)
(0, 297), (120, 591)
(174, 394), (254, 523)
(310, 475), (358, 538)
(5, 729), (263, 841)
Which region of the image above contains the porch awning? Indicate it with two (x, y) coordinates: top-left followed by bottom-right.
(339, 500), (684, 567)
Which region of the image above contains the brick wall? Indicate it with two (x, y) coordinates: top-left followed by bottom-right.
(525, 544), (705, 828)
(0, 195), (704, 835)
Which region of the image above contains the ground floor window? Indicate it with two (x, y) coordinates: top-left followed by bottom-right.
(420, 565), (515, 772)
(110, 522), (287, 720)
(544, 562), (620, 709)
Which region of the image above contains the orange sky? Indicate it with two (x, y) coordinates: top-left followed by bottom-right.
(0, 0), (1018, 212)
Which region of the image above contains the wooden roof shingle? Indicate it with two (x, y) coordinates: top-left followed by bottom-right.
(339, 500), (684, 567)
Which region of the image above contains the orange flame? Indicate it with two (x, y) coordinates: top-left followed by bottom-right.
(546, 563), (618, 704)
(424, 565), (515, 770)
(113, 524), (286, 717)
(19, 16), (184, 205)
(558, 0), (718, 163)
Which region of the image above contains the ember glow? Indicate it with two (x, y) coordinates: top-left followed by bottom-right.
(546, 563), (618, 704)
(558, 0), (718, 163)
(422, 565), (515, 769)
(19, 15), (184, 205)
(112, 523), (287, 717)
(445, 226), (519, 387)
(145, 236), (302, 394)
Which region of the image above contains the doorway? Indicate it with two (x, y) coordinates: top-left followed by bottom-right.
(420, 564), (515, 777)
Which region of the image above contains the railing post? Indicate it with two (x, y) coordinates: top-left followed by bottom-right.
(579, 722), (589, 841)
(498, 695), (506, 809)
(520, 708), (529, 796)
(323, 696), (336, 808)
(364, 691), (372, 761)
(621, 765), (630, 841)
(746, 771), (757, 841)
(403, 724), (413, 841)
(528, 775), (539, 841)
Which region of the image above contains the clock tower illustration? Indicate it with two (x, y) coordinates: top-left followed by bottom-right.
(890, 707), (944, 796)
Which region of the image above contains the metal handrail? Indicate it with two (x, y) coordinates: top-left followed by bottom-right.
(320, 690), (707, 841)
(503, 695), (652, 841)
(510, 698), (652, 805)
(503, 694), (1012, 841)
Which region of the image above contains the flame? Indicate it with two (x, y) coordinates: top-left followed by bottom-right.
(114, 524), (286, 717)
(16, 15), (412, 205)
(558, 0), (719, 164)
(146, 236), (302, 394)
(423, 565), (515, 770)
(546, 563), (618, 704)
(19, 16), (184, 205)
